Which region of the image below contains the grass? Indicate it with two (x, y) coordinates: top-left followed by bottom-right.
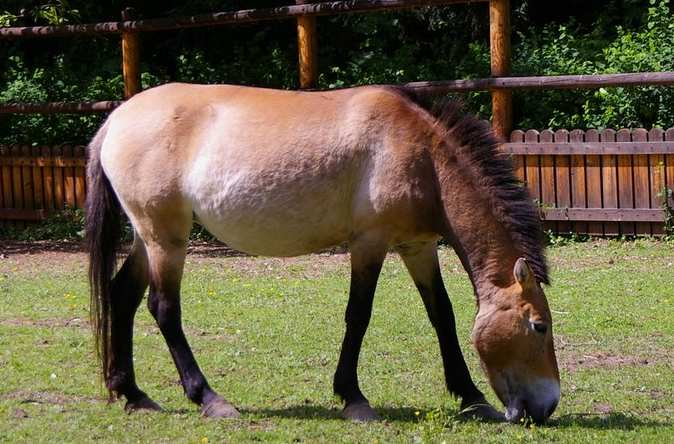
(0, 239), (673, 443)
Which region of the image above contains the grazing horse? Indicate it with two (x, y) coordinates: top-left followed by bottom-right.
(86, 83), (559, 424)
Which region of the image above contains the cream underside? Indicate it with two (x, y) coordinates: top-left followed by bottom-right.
(184, 106), (360, 255)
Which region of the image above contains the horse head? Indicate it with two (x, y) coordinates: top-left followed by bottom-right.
(472, 258), (559, 424)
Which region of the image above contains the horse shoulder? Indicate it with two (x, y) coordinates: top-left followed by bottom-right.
(346, 88), (443, 238)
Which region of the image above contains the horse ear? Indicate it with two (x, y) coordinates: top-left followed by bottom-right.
(513, 257), (534, 287)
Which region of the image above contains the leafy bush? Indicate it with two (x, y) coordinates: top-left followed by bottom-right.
(0, 207), (85, 241)
(0, 0), (672, 148)
(516, 0), (674, 129)
(0, 206), (220, 243)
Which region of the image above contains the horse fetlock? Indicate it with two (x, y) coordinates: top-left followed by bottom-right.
(106, 370), (135, 396)
(332, 377), (360, 401)
(182, 378), (215, 405)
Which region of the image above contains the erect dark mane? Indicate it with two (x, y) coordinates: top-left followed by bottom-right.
(392, 87), (549, 285)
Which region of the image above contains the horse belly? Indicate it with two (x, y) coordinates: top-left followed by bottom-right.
(188, 169), (353, 257)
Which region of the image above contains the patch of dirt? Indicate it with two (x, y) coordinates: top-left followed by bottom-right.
(1, 390), (97, 405)
(0, 240), (84, 256)
(183, 325), (236, 342)
(12, 408), (29, 419)
(0, 317), (88, 329)
(561, 351), (651, 373)
(195, 253), (351, 279)
(593, 402), (613, 414)
(0, 240), (351, 276)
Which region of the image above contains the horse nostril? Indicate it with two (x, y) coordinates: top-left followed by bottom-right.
(532, 322), (548, 334)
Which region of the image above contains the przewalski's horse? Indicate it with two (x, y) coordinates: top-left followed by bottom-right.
(86, 83), (559, 424)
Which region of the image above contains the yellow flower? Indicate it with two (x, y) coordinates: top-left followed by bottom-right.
(200, 438), (208, 444)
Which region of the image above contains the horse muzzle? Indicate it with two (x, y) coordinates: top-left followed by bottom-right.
(505, 379), (560, 424)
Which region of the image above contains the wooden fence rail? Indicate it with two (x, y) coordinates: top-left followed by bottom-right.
(2, 128), (673, 235)
(5, 72), (674, 115)
(0, 0), (487, 39)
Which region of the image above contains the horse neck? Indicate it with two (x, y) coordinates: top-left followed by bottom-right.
(431, 143), (520, 297)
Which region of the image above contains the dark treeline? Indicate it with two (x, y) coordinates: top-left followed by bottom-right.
(1, 0), (673, 144)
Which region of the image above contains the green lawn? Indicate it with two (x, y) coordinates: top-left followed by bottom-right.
(1, 240), (672, 443)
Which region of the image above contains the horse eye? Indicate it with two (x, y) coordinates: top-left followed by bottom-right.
(532, 322), (548, 335)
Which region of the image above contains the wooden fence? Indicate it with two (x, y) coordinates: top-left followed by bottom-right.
(2, 1), (674, 234)
(0, 145), (85, 227)
(2, 127), (673, 235)
(505, 128), (674, 236)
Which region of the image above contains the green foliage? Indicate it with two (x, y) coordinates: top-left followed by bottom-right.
(0, 11), (19, 27)
(0, 1), (673, 146)
(0, 54), (121, 145)
(582, 0), (674, 128)
(0, 207), (84, 241)
(32, 1), (80, 25)
(190, 222), (217, 242)
(544, 229), (591, 247)
(0, 207), (218, 242)
(514, 0), (674, 129)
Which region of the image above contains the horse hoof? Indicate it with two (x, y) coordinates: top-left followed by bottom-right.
(343, 402), (380, 422)
(124, 395), (163, 414)
(201, 398), (240, 419)
(459, 402), (505, 422)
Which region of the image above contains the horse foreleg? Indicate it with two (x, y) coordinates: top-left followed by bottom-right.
(399, 242), (504, 422)
(107, 236), (161, 412)
(334, 237), (386, 422)
(145, 242), (239, 418)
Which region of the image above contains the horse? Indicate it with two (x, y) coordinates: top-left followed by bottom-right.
(85, 83), (559, 424)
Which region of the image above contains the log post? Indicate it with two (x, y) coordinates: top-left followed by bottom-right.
(121, 8), (141, 98)
(296, 0), (318, 89)
(489, 0), (512, 139)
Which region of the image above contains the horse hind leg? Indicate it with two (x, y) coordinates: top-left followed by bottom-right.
(107, 234), (161, 412)
(141, 226), (239, 418)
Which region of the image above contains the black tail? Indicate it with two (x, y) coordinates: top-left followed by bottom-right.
(85, 121), (121, 393)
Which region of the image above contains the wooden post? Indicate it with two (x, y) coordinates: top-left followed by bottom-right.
(489, 0), (512, 139)
(121, 8), (141, 98)
(296, 0), (318, 89)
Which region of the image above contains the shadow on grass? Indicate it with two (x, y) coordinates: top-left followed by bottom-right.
(550, 412), (673, 430)
(243, 405), (421, 422)
(244, 405), (673, 430)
